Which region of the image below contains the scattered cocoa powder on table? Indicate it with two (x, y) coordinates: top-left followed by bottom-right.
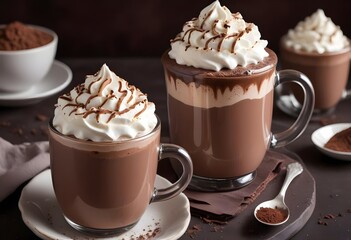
(0, 21), (53, 51)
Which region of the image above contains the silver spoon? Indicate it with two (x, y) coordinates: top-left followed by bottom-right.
(254, 162), (303, 226)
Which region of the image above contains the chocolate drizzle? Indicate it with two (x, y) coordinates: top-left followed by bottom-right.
(200, 9), (214, 29)
(98, 78), (112, 96)
(162, 48), (277, 100)
(171, 11), (255, 54)
(57, 70), (149, 123)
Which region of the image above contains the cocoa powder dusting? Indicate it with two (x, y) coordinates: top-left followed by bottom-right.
(324, 127), (351, 152)
(0, 21), (53, 51)
(187, 224), (202, 239)
(256, 207), (287, 224)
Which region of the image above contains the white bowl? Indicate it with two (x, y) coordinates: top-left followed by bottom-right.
(311, 123), (351, 161)
(0, 24), (58, 92)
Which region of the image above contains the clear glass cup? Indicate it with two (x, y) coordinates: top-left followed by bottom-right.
(48, 115), (193, 236)
(162, 48), (314, 192)
(279, 38), (351, 114)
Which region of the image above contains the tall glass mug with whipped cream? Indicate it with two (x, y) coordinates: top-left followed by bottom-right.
(280, 9), (350, 114)
(48, 64), (193, 236)
(161, 1), (314, 191)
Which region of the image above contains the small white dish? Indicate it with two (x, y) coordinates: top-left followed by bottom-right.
(0, 60), (72, 106)
(19, 169), (191, 240)
(0, 24), (58, 92)
(311, 123), (351, 161)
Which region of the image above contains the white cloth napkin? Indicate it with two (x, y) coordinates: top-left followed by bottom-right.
(0, 137), (49, 201)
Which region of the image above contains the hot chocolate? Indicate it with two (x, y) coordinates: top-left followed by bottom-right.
(49, 120), (159, 229)
(162, 1), (314, 191)
(49, 64), (193, 236)
(280, 9), (350, 111)
(162, 49), (277, 178)
(280, 41), (350, 110)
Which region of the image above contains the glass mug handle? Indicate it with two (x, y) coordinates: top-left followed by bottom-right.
(151, 143), (193, 202)
(342, 88), (351, 100)
(271, 70), (315, 148)
(341, 53), (351, 100)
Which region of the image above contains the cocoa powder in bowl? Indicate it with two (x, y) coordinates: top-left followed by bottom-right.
(0, 21), (53, 51)
(325, 127), (351, 152)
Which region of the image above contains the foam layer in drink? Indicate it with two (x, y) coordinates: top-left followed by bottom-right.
(163, 48), (276, 108)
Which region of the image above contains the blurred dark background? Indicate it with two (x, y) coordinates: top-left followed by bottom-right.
(1, 0), (350, 58)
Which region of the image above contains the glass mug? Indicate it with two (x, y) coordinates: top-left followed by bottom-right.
(48, 115), (193, 236)
(279, 39), (350, 114)
(162, 48), (314, 192)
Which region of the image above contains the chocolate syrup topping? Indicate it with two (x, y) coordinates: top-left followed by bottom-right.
(162, 48), (277, 97)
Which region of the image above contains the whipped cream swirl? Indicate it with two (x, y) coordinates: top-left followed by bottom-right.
(284, 9), (349, 53)
(168, 0), (269, 71)
(53, 64), (157, 142)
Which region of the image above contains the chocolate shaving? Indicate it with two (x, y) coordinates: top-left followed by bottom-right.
(35, 114), (48, 122)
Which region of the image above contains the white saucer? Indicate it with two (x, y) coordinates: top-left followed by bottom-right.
(311, 123), (351, 161)
(0, 60), (72, 107)
(19, 169), (191, 240)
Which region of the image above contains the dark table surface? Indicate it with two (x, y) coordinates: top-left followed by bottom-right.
(1, 58), (351, 240)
